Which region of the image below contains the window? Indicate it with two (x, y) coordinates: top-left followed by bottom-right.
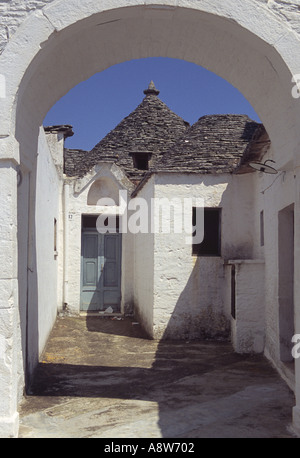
(231, 265), (236, 319)
(192, 207), (221, 256)
(54, 218), (57, 251)
(54, 218), (58, 258)
(82, 215), (120, 232)
(260, 210), (264, 247)
(82, 215), (99, 229)
(131, 153), (151, 170)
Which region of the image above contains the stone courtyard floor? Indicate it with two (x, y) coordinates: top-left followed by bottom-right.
(18, 315), (297, 438)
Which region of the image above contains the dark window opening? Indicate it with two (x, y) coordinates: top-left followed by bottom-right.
(192, 207), (221, 256)
(231, 264), (236, 319)
(132, 153), (150, 170)
(260, 210), (264, 247)
(82, 215), (98, 229)
(82, 215), (119, 232)
(54, 218), (57, 254)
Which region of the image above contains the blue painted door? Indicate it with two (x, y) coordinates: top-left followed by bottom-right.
(81, 231), (121, 312)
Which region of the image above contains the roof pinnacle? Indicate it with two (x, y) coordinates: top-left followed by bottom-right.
(143, 81), (160, 96)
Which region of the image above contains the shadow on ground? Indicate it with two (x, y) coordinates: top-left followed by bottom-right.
(18, 316), (296, 438)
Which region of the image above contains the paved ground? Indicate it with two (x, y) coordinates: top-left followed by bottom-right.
(18, 315), (297, 438)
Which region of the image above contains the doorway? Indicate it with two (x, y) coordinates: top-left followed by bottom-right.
(278, 204), (295, 364)
(80, 215), (122, 312)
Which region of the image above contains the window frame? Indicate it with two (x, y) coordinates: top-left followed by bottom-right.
(192, 207), (222, 257)
(260, 210), (264, 247)
(82, 214), (120, 233)
(130, 152), (151, 171)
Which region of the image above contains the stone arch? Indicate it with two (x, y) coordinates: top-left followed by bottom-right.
(0, 0), (298, 167)
(1, 0), (300, 437)
(87, 177), (120, 206)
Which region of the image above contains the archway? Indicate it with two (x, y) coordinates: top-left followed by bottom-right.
(1, 0), (300, 437)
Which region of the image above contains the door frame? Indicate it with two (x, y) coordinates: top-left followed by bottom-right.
(80, 215), (122, 313)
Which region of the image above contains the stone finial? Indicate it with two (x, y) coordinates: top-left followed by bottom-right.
(143, 81), (160, 96)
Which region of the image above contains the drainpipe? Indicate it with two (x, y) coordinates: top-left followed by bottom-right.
(63, 182), (69, 308)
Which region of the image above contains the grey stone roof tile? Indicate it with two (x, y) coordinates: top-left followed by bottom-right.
(157, 114), (266, 174)
(62, 85), (269, 181)
(64, 82), (189, 181)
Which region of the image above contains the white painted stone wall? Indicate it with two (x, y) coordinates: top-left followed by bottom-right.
(1, 0), (300, 56)
(152, 173), (227, 340)
(0, 155), (19, 436)
(229, 260), (265, 354)
(35, 127), (63, 354)
(149, 172), (256, 340)
(133, 175), (155, 337)
(252, 147), (298, 390)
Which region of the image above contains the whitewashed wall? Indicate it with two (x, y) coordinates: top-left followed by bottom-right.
(146, 172), (257, 340)
(152, 173), (228, 340)
(1, 0), (300, 56)
(229, 260), (265, 354)
(35, 128), (62, 355)
(253, 147), (297, 390)
(133, 175), (155, 337)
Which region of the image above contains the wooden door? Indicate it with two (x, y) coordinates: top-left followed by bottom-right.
(81, 231), (121, 312)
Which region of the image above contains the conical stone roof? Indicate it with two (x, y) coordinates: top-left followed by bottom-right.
(71, 81), (189, 181)
(157, 114), (265, 174)
(63, 85), (268, 181)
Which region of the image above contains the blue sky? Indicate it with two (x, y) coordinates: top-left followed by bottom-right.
(43, 57), (260, 151)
